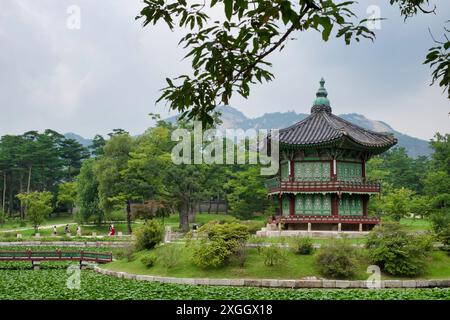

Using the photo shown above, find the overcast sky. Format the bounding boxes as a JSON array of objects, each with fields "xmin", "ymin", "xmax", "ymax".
[{"xmin": 0, "ymin": 0, "xmax": 448, "ymax": 140}]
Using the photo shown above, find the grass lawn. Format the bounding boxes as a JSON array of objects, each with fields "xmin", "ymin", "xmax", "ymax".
[
  {"xmin": 157, "ymin": 212, "xmax": 265, "ymax": 230},
  {"xmin": 106, "ymin": 244, "xmax": 450, "ymax": 281},
  {"xmin": 107, "ymin": 244, "xmax": 362, "ymax": 280},
  {"xmin": 0, "ymin": 214, "xmax": 74, "ymax": 231},
  {"xmin": 399, "ymin": 218, "xmax": 431, "ymax": 231}
]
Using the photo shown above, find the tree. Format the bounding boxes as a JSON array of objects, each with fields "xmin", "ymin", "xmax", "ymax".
[
  {"xmin": 59, "ymin": 138, "xmax": 89, "ymax": 181},
  {"xmin": 424, "ymin": 23, "xmax": 450, "ymax": 99},
  {"xmin": 381, "ymin": 187, "xmax": 415, "ymax": 221},
  {"xmin": 76, "ymin": 159, "xmax": 102, "ymax": 223},
  {"xmin": 57, "ymin": 182, "xmax": 77, "ymax": 214},
  {"xmin": 16, "ymin": 191, "xmax": 53, "ymax": 232},
  {"xmin": 137, "ymin": 0, "xmax": 444, "ymax": 125},
  {"xmin": 95, "ymin": 133, "xmax": 136, "ymax": 233},
  {"xmin": 408, "ymin": 195, "xmax": 432, "ymax": 219},
  {"xmin": 89, "ymin": 134, "xmax": 106, "ymax": 157},
  {"xmin": 226, "ymin": 165, "xmax": 269, "ymax": 219}
]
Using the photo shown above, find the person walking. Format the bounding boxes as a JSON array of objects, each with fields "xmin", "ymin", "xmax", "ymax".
[{"xmin": 110, "ymin": 224, "xmax": 116, "ymax": 236}]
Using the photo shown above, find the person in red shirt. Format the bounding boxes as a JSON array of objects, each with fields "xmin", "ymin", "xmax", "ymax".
[{"xmin": 110, "ymin": 224, "xmax": 116, "ymax": 236}]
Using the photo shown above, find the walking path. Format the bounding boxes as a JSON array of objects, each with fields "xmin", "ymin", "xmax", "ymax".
[{"xmin": 0, "ymin": 223, "xmax": 77, "ymax": 233}]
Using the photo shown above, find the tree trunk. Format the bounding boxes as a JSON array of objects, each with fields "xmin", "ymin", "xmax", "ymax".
[
  {"xmin": 179, "ymin": 201, "xmax": 189, "ymax": 233},
  {"xmin": 19, "ymin": 174, "xmax": 24, "ymax": 219},
  {"xmin": 27, "ymin": 165, "xmax": 32, "ymax": 193},
  {"xmin": 2, "ymin": 172, "xmax": 6, "ymax": 213},
  {"xmin": 8, "ymin": 175, "xmax": 13, "ymax": 215},
  {"xmin": 207, "ymin": 198, "xmax": 212, "ymax": 214},
  {"xmin": 215, "ymin": 192, "xmax": 220, "ymax": 214},
  {"xmin": 126, "ymin": 200, "xmax": 132, "ymax": 234}
]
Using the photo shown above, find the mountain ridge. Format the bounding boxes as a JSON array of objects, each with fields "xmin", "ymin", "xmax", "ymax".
[{"xmin": 164, "ymin": 106, "xmax": 432, "ymax": 158}]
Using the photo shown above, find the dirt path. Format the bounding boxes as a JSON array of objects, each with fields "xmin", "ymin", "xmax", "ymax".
[{"xmin": 0, "ymin": 222, "xmax": 77, "ymax": 233}]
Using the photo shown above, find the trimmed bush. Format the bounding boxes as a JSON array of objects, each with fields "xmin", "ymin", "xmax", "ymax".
[
  {"xmin": 366, "ymin": 222, "xmax": 433, "ymax": 276},
  {"xmin": 199, "ymin": 221, "xmax": 250, "ymax": 245},
  {"xmin": 261, "ymin": 245, "xmax": 287, "ymax": 267},
  {"xmin": 315, "ymin": 240, "xmax": 358, "ymax": 279},
  {"xmin": 292, "ymin": 237, "xmax": 314, "ymax": 255},
  {"xmin": 135, "ymin": 220, "xmax": 164, "ymax": 251},
  {"xmin": 191, "ymin": 238, "xmax": 231, "ymax": 268},
  {"xmin": 140, "ymin": 254, "xmax": 157, "ymax": 268}
]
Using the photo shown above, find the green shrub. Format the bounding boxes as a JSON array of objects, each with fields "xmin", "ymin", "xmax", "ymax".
[
  {"xmin": 191, "ymin": 238, "xmax": 230, "ymax": 268},
  {"xmin": 199, "ymin": 221, "xmax": 250, "ymax": 245},
  {"xmin": 261, "ymin": 245, "xmax": 287, "ymax": 267},
  {"xmin": 19, "ymin": 220, "xmax": 27, "ymax": 227},
  {"xmin": 366, "ymin": 223, "xmax": 433, "ymax": 276},
  {"xmin": 431, "ymin": 212, "xmax": 450, "ymax": 246},
  {"xmin": 115, "ymin": 244, "xmax": 136, "ymax": 262},
  {"xmin": 140, "ymin": 254, "xmax": 157, "ymax": 268},
  {"xmin": 240, "ymin": 220, "xmax": 264, "ymax": 234},
  {"xmin": 292, "ymin": 237, "xmax": 314, "ymax": 255},
  {"xmin": 315, "ymin": 240, "xmax": 358, "ymax": 279},
  {"xmin": 135, "ymin": 220, "xmax": 164, "ymax": 251},
  {"xmin": 0, "ymin": 209, "xmax": 5, "ymax": 225},
  {"xmin": 159, "ymin": 244, "xmax": 182, "ymax": 268}
]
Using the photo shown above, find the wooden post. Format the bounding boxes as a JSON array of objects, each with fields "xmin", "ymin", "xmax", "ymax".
[
  {"xmin": 338, "ymin": 223, "xmax": 342, "ymax": 232},
  {"xmin": 278, "ymin": 195, "xmax": 282, "ymax": 216},
  {"xmin": 362, "ymin": 195, "xmax": 368, "ymax": 216},
  {"xmin": 361, "ymin": 159, "xmax": 366, "ymax": 182},
  {"xmin": 331, "ymin": 158, "xmax": 337, "ymax": 181},
  {"xmin": 289, "ymin": 160, "xmax": 295, "ymax": 181},
  {"xmin": 359, "ymin": 224, "xmax": 363, "ymax": 232},
  {"xmin": 289, "ymin": 194, "xmax": 295, "ymax": 215},
  {"xmin": 331, "ymin": 194, "xmax": 338, "ymax": 216},
  {"xmin": 307, "ymin": 223, "xmax": 312, "ymax": 232}
]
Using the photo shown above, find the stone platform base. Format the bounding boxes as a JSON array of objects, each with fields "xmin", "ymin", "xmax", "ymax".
[{"xmin": 256, "ymin": 229, "xmax": 369, "ymax": 238}]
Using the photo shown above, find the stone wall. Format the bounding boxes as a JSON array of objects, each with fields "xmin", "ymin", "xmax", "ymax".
[{"xmin": 92, "ymin": 266, "xmax": 450, "ymax": 289}]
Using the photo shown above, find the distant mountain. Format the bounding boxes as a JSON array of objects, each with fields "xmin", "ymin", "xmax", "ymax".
[
  {"xmin": 165, "ymin": 106, "xmax": 432, "ymax": 158},
  {"xmin": 64, "ymin": 132, "xmax": 92, "ymax": 148}
]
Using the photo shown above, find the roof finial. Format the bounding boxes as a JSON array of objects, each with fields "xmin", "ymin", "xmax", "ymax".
[{"xmin": 311, "ymin": 77, "xmax": 332, "ymax": 113}]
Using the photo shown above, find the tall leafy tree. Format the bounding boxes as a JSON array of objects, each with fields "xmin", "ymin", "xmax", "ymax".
[
  {"xmin": 16, "ymin": 191, "xmax": 53, "ymax": 232},
  {"xmin": 59, "ymin": 138, "xmax": 90, "ymax": 181},
  {"xmin": 76, "ymin": 159, "xmax": 102, "ymax": 223},
  {"xmin": 57, "ymin": 182, "xmax": 77, "ymax": 214},
  {"xmin": 89, "ymin": 134, "xmax": 106, "ymax": 157}
]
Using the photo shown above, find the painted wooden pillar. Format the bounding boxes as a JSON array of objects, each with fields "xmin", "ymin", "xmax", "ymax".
[
  {"xmin": 361, "ymin": 159, "xmax": 366, "ymax": 182},
  {"xmin": 289, "ymin": 194, "xmax": 295, "ymax": 215},
  {"xmin": 331, "ymin": 194, "xmax": 338, "ymax": 216},
  {"xmin": 289, "ymin": 160, "xmax": 295, "ymax": 181},
  {"xmin": 362, "ymin": 195, "xmax": 368, "ymax": 216},
  {"xmin": 278, "ymin": 194, "xmax": 282, "ymax": 216},
  {"xmin": 331, "ymin": 158, "xmax": 337, "ymax": 181}
]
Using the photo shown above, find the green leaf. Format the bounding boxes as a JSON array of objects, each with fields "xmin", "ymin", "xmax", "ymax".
[{"xmin": 224, "ymin": 0, "xmax": 233, "ymax": 21}]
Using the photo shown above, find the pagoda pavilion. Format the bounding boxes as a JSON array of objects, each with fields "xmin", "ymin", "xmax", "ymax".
[{"xmin": 265, "ymin": 78, "xmax": 397, "ymax": 232}]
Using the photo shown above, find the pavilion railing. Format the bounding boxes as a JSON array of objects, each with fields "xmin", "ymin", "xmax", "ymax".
[
  {"xmin": 275, "ymin": 215, "xmax": 380, "ymax": 224},
  {"xmin": 265, "ymin": 177, "xmax": 380, "ymax": 193}
]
